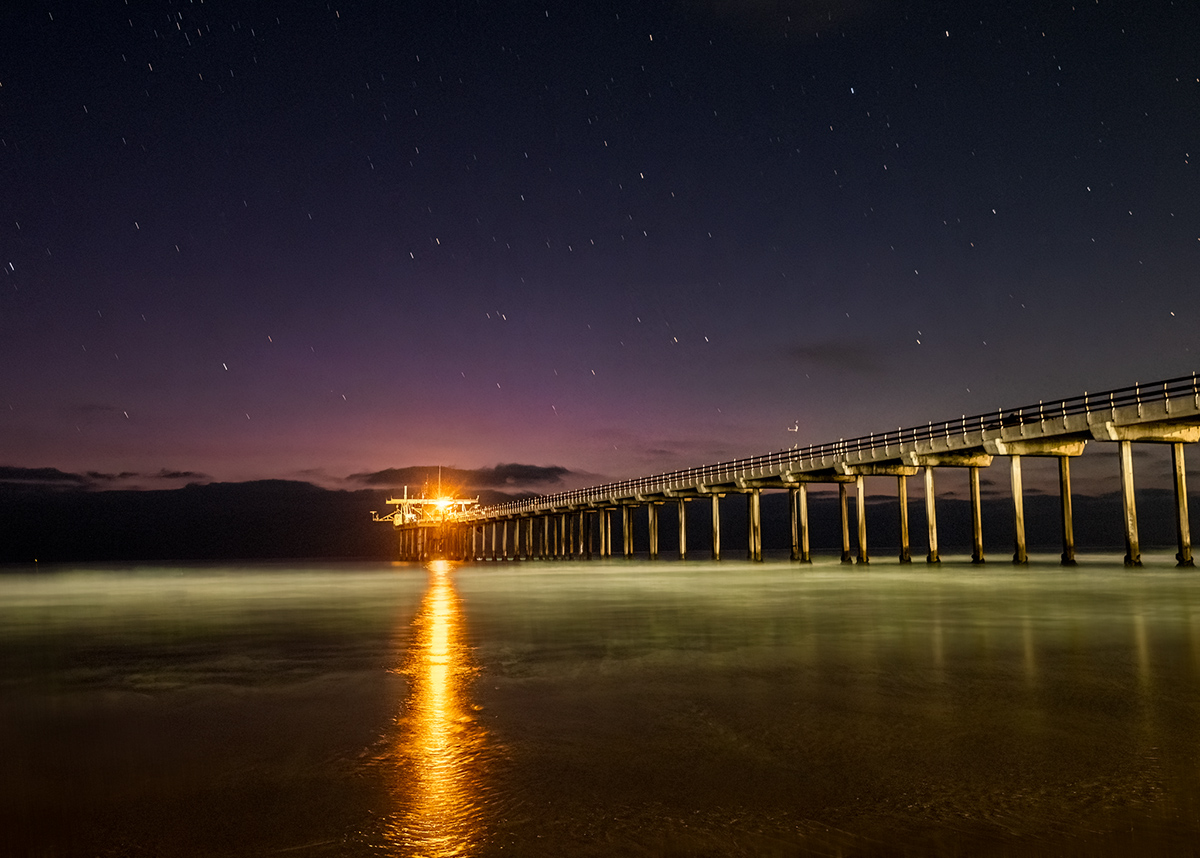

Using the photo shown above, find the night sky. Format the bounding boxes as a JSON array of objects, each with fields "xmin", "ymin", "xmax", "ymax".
[{"xmin": 3, "ymin": 0, "xmax": 1198, "ymax": 493}]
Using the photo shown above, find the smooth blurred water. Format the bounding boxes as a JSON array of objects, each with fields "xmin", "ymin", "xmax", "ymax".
[{"xmin": 3, "ymin": 554, "xmax": 1200, "ymax": 856}]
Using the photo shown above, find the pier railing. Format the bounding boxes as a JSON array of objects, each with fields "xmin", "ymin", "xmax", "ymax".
[{"xmin": 473, "ymin": 373, "xmax": 1200, "ymax": 519}]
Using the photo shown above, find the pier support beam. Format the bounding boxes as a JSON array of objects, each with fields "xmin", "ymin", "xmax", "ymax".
[
  {"xmin": 903, "ymin": 454, "xmax": 993, "ymax": 563},
  {"xmin": 622, "ymin": 505, "xmax": 634, "ymax": 558},
  {"xmin": 839, "ymin": 483, "xmax": 852, "ymax": 563},
  {"xmin": 855, "ymin": 476, "xmax": 868, "ymax": 564},
  {"xmin": 601, "ymin": 509, "xmax": 612, "ymax": 556},
  {"xmin": 790, "ymin": 485, "xmax": 811, "ymax": 563},
  {"xmin": 986, "ymin": 439, "xmax": 1085, "ymax": 566},
  {"xmin": 924, "ymin": 467, "xmax": 939, "ymax": 564},
  {"xmin": 677, "ymin": 499, "xmax": 688, "ymax": 560},
  {"xmin": 585, "ymin": 511, "xmax": 593, "ymax": 559},
  {"xmin": 1010, "ymin": 456, "xmax": 1027, "ymax": 564},
  {"xmin": 1173, "ymin": 443, "xmax": 1194, "ymax": 567},
  {"xmin": 648, "ymin": 503, "xmax": 660, "ymax": 560},
  {"xmin": 711, "ymin": 494, "xmax": 722, "ymax": 560},
  {"xmin": 525, "ymin": 518, "xmax": 534, "ymax": 560},
  {"xmin": 1092, "ymin": 423, "xmax": 1200, "ymax": 567},
  {"xmin": 836, "ymin": 466, "xmax": 918, "ymax": 564},
  {"xmin": 501, "ymin": 519, "xmax": 508, "ymax": 560},
  {"xmin": 970, "ymin": 467, "xmax": 985, "ymax": 564},
  {"xmin": 748, "ymin": 489, "xmax": 762, "ymax": 562},
  {"xmin": 489, "ymin": 522, "xmax": 497, "ymax": 561},
  {"xmin": 1119, "ymin": 440, "xmax": 1142, "ymax": 567},
  {"xmin": 1059, "ymin": 457, "xmax": 1076, "ymax": 566}
]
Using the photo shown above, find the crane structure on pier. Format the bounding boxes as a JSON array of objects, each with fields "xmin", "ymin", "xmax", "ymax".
[{"xmin": 371, "ymin": 486, "xmax": 479, "ymax": 559}]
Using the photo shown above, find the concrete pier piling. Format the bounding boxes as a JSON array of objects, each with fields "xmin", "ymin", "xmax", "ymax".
[
  {"xmin": 677, "ymin": 498, "xmax": 688, "ymax": 561},
  {"xmin": 711, "ymin": 494, "xmax": 722, "ymax": 560},
  {"xmin": 622, "ymin": 505, "xmax": 634, "ymax": 558},
  {"xmin": 855, "ymin": 475, "xmax": 868, "ymax": 564},
  {"xmin": 1010, "ymin": 456, "xmax": 1027, "ymax": 564},
  {"xmin": 748, "ymin": 489, "xmax": 763, "ymax": 562},
  {"xmin": 839, "ymin": 483, "xmax": 852, "ymax": 563},
  {"xmin": 1119, "ymin": 440, "xmax": 1141, "ymax": 567},
  {"xmin": 1173, "ymin": 442, "xmax": 1194, "ymax": 566},
  {"xmin": 970, "ymin": 467, "xmax": 985, "ymax": 565},
  {"xmin": 648, "ymin": 503, "xmax": 660, "ymax": 560},
  {"xmin": 924, "ymin": 466, "xmax": 939, "ymax": 564},
  {"xmin": 1059, "ymin": 457, "xmax": 1076, "ymax": 565},
  {"xmin": 790, "ymin": 485, "xmax": 811, "ymax": 563}
]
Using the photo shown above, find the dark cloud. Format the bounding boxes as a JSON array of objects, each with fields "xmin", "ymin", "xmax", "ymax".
[
  {"xmin": 0, "ymin": 467, "xmax": 208, "ymax": 491},
  {"xmin": 787, "ymin": 342, "xmax": 881, "ymax": 374},
  {"xmin": 155, "ymin": 469, "xmax": 210, "ymax": 481},
  {"xmin": 348, "ymin": 464, "xmax": 571, "ymax": 491},
  {"xmin": 0, "ymin": 466, "xmax": 90, "ymax": 487},
  {"xmin": 472, "ymin": 463, "xmax": 571, "ymax": 487}
]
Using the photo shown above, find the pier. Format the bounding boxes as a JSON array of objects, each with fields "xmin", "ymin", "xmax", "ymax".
[{"xmin": 382, "ymin": 374, "xmax": 1200, "ymax": 567}]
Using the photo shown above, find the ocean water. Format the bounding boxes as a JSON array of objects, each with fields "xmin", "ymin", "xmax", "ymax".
[{"xmin": 3, "ymin": 554, "xmax": 1200, "ymax": 856}]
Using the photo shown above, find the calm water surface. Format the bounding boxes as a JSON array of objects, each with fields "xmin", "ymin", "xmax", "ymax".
[{"xmin": 3, "ymin": 555, "xmax": 1200, "ymax": 856}]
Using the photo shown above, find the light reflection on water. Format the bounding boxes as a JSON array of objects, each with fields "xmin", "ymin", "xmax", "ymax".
[{"xmin": 381, "ymin": 559, "xmax": 489, "ymax": 857}]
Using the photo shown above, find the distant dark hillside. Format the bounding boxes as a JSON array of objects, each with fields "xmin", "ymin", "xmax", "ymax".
[{"xmin": 0, "ymin": 481, "xmax": 401, "ymax": 563}]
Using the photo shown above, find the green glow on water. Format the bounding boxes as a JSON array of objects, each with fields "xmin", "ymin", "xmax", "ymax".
[{"xmin": 3, "ymin": 555, "xmax": 1199, "ymax": 855}]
